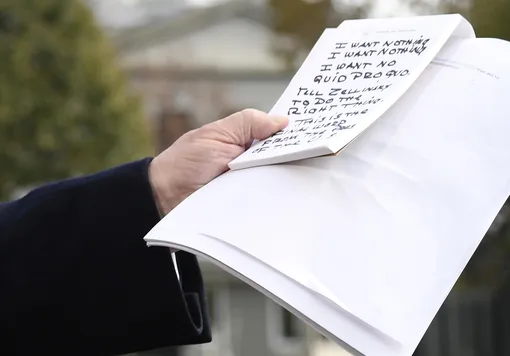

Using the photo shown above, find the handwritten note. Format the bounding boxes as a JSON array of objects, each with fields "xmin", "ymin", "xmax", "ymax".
[
  {"xmin": 258, "ymin": 37, "xmax": 428, "ymax": 152},
  {"xmin": 228, "ymin": 15, "xmax": 467, "ymax": 170}
]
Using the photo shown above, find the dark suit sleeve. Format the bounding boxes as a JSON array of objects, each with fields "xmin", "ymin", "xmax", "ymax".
[{"xmin": 0, "ymin": 158, "xmax": 211, "ymax": 356}]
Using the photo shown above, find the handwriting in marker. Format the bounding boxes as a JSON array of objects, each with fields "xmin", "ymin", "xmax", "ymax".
[{"xmin": 249, "ymin": 33, "xmax": 431, "ymax": 154}]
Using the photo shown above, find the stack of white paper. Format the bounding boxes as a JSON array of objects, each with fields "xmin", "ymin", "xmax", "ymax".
[{"xmin": 144, "ymin": 14, "xmax": 510, "ymax": 356}]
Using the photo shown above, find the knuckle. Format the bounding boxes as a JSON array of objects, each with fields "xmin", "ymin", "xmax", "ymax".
[
  {"xmin": 240, "ymin": 108, "xmax": 260, "ymax": 120},
  {"xmin": 194, "ymin": 122, "xmax": 221, "ymax": 139},
  {"xmin": 183, "ymin": 128, "xmax": 201, "ymax": 140}
]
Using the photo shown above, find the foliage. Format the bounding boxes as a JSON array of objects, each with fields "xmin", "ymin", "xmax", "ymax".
[
  {"xmin": 467, "ymin": 0, "xmax": 510, "ymax": 40},
  {"xmin": 410, "ymin": 0, "xmax": 510, "ymax": 40},
  {"xmin": 267, "ymin": 0, "xmax": 371, "ymax": 69},
  {"xmin": 0, "ymin": 0, "xmax": 152, "ymax": 200}
]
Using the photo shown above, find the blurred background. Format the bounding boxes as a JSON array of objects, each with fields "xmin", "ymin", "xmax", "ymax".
[{"xmin": 1, "ymin": 0, "xmax": 510, "ymax": 355}]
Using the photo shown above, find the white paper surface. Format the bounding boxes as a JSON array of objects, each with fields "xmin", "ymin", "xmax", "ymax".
[
  {"xmin": 228, "ymin": 14, "xmax": 474, "ymax": 170},
  {"xmin": 146, "ymin": 234, "xmax": 400, "ymax": 356},
  {"xmin": 145, "ymin": 37, "xmax": 510, "ymax": 356}
]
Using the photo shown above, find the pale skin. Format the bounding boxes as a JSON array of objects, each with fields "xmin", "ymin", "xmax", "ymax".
[{"xmin": 148, "ymin": 109, "xmax": 289, "ymax": 216}]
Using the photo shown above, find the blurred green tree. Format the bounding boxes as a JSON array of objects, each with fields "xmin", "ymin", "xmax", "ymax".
[
  {"xmin": 467, "ymin": 0, "xmax": 510, "ymax": 40},
  {"xmin": 0, "ymin": 0, "xmax": 152, "ymax": 200},
  {"xmin": 267, "ymin": 0, "xmax": 371, "ymax": 69},
  {"xmin": 410, "ymin": 0, "xmax": 510, "ymax": 40}
]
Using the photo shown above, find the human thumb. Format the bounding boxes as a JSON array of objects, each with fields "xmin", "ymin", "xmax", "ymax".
[{"xmin": 217, "ymin": 109, "xmax": 288, "ymax": 147}]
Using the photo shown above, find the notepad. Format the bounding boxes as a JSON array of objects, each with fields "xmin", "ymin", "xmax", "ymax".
[
  {"xmin": 227, "ymin": 14, "xmax": 474, "ymax": 170},
  {"xmin": 144, "ymin": 14, "xmax": 510, "ymax": 356}
]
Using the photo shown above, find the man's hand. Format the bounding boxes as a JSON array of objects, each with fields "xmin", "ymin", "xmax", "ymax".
[{"xmin": 148, "ymin": 109, "xmax": 288, "ymax": 216}]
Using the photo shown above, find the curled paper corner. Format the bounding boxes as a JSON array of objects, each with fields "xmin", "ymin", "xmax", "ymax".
[{"xmin": 287, "ymin": 269, "xmax": 402, "ymax": 348}]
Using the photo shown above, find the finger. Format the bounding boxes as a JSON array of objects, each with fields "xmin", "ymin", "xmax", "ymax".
[{"xmin": 218, "ymin": 109, "xmax": 288, "ymax": 147}]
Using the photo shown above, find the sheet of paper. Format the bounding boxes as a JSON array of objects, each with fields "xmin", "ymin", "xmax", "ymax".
[
  {"xmin": 228, "ymin": 14, "xmax": 474, "ymax": 170},
  {"xmin": 145, "ymin": 37, "xmax": 510, "ymax": 356},
  {"xmin": 145, "ymin": 233, "xmax": 400, "ymax": 356}
]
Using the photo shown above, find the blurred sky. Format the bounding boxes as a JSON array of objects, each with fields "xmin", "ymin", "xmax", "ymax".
[
  {"xmin": 186, "ymin": 0, "xmax": 413, "ymax": 15},
  {"xmin": 90, "ymin": 0, "xmax": 414, "ymax": 28}
]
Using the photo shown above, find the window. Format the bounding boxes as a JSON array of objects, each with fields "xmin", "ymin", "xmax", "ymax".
[
  {"xmin": 281, "ymin": 307, "xmax": 301, "ymax": 339},
  {"xmin": 205, "ymin": 287, "xmax": 216, "ymax": 328},
  {"xmin": 266, "ymin": 299, "xmax": 304, "ymax": 354}
]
